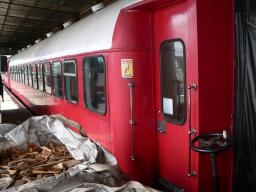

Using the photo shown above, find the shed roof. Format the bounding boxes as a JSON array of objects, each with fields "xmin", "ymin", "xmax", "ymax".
[
  {"xmin": 9, "ymin": 0, "xmax": 141, "ymax": 66},
  {"xmin": 0, "ymin": 0, "xmax": 120, "ymax": 55}
]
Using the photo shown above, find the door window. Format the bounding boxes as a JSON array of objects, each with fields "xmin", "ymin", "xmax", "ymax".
[{"xmin": 161, "ymin": 40, "xmax": 186, "ymax": 124}]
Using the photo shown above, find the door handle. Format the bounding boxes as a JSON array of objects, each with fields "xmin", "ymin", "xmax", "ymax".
[
  {"xmin": 187, "ymin": 83, "xmax": 197, "ymax": 177},
  {"xmin": 128, "ymin": 80, "xmax": 135, "ymax": 161}
]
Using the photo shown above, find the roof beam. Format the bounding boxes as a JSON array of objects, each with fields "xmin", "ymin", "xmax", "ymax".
[
  {"xmin": 0, "ymin": 47, "xmax": 19, "ymax": 55},
  {"xmin": 0, "ymin": 13, "xmax": 63, "ymax": 24},
  {"xmin": 0, "ymin": 0, "xmax": 77, "ymax": 14},
  {"xmin": 0, "ymin": 28, "xmax": 42, "ymax": 34},
  {"xmin": 0, "ymin": 22, "xmax": 34, "ymax": 28},
  {"xmin": 0, "ymin": 42, "xmax": 23, "ymax": 47},
  {"xmin": 0, "ymin": 0, "xmax": 12, "ymax": 36},
  {"xmin": 0, "ymin": 23, "xmax": 54, "ymax": 31},
  {"xmin": 28, "ymin": 0, "xmax": 72, "ymax": 37},
  {"xmin": 6, "ymin": 0, "xmax": 44, "ymax": 45}
]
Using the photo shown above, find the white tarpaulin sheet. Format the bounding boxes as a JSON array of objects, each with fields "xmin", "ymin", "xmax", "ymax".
[{"xmin": 0, "ymin": 116, "xmax": 158, "ymax": 192}]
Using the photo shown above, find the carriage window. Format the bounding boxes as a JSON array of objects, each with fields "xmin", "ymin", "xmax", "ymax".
[
  {"xmin": 11, "ymin": 67, "xmax": 13, "ymax": 80},
  {"xmin": 31, "ymin": 64, "xmax": 38, "ymax": 89},
  {"xmin": 13, "ymin": 67, "xmax": 15, "ymax": 80},
  {"xmin": 17, "ymin": 66, "xmax": 20, "ymax": 82},
  {"xmin": 52, "ymin": 61, "xmax": 63, "ymax": 98},
  {"xmin": 44, "ymin": 63, "xmax": 52, "ymax": 94},
  {"xmin": 83, "ymin": 56, "xmax": 106, "ymax": 114},
  {"xmin": 14, "ymin": 67, "xmax": 16, "ymax": 81},
  {"xmin": 15, "ymin": 66, "xmax": 19, "ymax": 81},
  {"xmin": 21, "ymin": 66, "xmax": 23, "ymax": 83},
  {"xmin": 24, "ymin": 66, "xmax": 28, "ymax": 85},
  {"xmin": 17, "ymin": 66, "xmax": 19, "ymax": 82},
  {"xmin": 17, "ymin": 66, "xmax": 19, "ymax": 81},
  {"xmin": 15, "ymin": 67, "xmax": 18, "ymax": 81},
  {"xmin": 22, "ymin": 66, "xmax": 25, "ymax": 84},
  {"xmin": 15, "ymin": 67, "xmax": 17, "ymax": 81},
  {"xmin": 24, "ymin": 66, "xmax": 26, "ymax": 83},
  {"xmin": 38, "ymin": 64, "xmax": 44, "ymax": 91},
  {"xmin": 161, "ymin": 40, "xmax": 186, "ymax": 124},
  {"xmin": 28, "ymin": 65, "xmax": 32, "ymax": 87},
  {"xmin": 64, "ymin": 60, "xmax": 78, "ymax": 103},
  {"xmin": 26, "ymin": 65, "xmax": 30, "ymax": 85},
  {"xmin": 19, "ymin": 66, "xmax": 21, "ymax": 82},
  {"xmin": 20, "ymin": 66, "xmax": 22, "ymax": 82}
]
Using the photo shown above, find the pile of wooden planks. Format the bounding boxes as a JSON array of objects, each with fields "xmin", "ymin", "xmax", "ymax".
[{"xmin": 0, "ymin": 143, "xmax": 81, "ymax": 187}]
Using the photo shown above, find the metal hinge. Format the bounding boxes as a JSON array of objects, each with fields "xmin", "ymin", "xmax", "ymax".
[{"xmin": 157, "ymin": 120, "xmax": 166, "ymax": 134}]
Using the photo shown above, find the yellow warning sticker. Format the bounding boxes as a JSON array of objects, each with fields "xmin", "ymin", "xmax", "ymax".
[{"xmin": 121, "ymin": 59, "xmax": 134, "ymax": 79}]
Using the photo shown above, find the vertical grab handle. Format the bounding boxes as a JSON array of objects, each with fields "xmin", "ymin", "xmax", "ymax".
[
  {"xmin": 128, "ymin": 80, "xmax": 135, "ymax": 161},
  {"xmin": 188, "ymin": 83, "xmax": 197, "ymax": 177}
]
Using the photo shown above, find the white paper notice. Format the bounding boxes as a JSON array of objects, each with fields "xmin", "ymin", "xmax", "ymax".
[{"xmin": 163, "ymin": 97, "xmax": 173, "ymax": 115}]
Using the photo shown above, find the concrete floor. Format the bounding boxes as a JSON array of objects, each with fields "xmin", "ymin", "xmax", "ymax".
[{"xmin": 0, "ymin": 87, "xmax": 32, "ymax": 125}]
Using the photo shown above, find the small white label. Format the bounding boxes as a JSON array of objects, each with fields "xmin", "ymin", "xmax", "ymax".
[{"xmin": 163, "ymin": 97, "xmax": 173, "ymax": 115}]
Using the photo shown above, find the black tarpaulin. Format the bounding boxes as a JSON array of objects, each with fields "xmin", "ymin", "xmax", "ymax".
[{"xmin": 234, "ymin": 0, "xmax": 256, "ymax": 191}]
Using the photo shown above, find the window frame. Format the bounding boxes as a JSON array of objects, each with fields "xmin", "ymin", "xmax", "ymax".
[
  {"xmin": 25, "ymin": 65, "xmax": 30, "ymax": 86},
  {"xmin": 51, "ymin": 60, "xmax": 63, "ymax": 99},
  {"xmin": 28, "ymin": 65, "xmax": 33, "ymax": 87},
  {"xmin": 14, "ymin": 66, "xmax": 17, "ymax": 81},
  {"xmin": 31, "ymin": 64, "xmax": 38, "ymax": 89},
  {"xmin": 82, "ymin": 55, "xmax": 107, "ymax": 115},
  {"xmin": 16, "ymin": 66, "xmax": 18, "ymax": 81},
  {"xmin": 10, "ymin": 67, "xmax": 13, "ymax": 80},
  {"xmin": 18, "ymin": 66, "xmax": 21, "ymax": 82},
  {"xmin": 24, "ymin": 65, "xmax": 27, "ymax": 85},
  {"xmin": 22, "ymin": 65, "xmax": 25, "ymax": 84},
  {"xmin": 37, "ymin": 63, "xmax": 45, "ymax": 92},
  {"xmin": 63, "ymin": 59, "xmax": 78, "ymax": 104},
  {"xmin": 43, "ymin": 62, "xmax": 52, "ymax": 95},
  {"xmin": 160, "ymin": 39, "xmax": 187, "ymax": 125},
  {"xmin": 19, "ymin": 65, "xmax": 22, "ymax": 83}
]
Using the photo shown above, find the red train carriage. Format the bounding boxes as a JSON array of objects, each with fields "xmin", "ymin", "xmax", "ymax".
[{"xmin": 3, "ymin": 0, "xmax": 234, "ymax": 191}]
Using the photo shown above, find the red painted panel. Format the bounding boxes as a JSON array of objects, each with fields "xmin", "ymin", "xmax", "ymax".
[
  {"xmin": 196, "ymin": 0, "xmax": 234, "ymax": 191},
  {"xmin": 153, "ymin": 1, "xmax": 199, "ymax": 191},
  {"xmin": 108, "ymin": 50, "xmax": 156, "ymax": 185},
  {"xmin": 113, "ymin": 10, "xmax": 152, "ymax": 50},
  {"xmin": 4, "ymin": 1, "xmax": 234, "ymax": 191}
]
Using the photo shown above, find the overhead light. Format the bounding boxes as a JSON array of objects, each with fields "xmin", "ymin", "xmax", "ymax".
[
  {"xmin": 91, "ymin": 3, "xmax": 104, "ymax": 13},
  {"xmin": 22, "ymin": 48, "xmax": 26, "ymax": 51},
  {"xmin": 35, "ymin": 39, "xmax": 41, "ymax": 43},
  {"xmin": 27, "ymin": 44, "xmax": 32, "ymax": 48},
  {"xmin": 46, "ymin": 32, "xmax": 53, "ymax": 37},
  {"xmin": 63, "ymin": 20, "xmax": 73, "ymax": 28}
]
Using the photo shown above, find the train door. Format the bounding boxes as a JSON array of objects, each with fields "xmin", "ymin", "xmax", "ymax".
[{"xmin": 153, "ymin": 1, "xmax": 198, "ymax": 191}]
